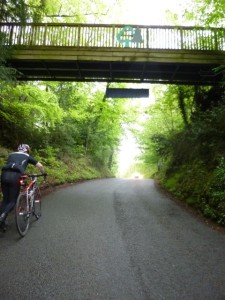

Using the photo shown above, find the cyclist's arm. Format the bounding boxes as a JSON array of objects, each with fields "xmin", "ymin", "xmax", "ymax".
[{"xmin": 36, "ymin": 162, "xmax": 45, "ymax": 174}]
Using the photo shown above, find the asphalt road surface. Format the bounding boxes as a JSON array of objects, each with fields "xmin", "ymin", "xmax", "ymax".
[{"xmin": 1, "ymin": 178, "xmax": 225, "ymax": 300}]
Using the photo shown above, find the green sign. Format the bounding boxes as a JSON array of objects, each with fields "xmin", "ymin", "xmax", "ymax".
[{"xmin": 116, "ymin": 26, "xmax": 143, "ymax": 47}]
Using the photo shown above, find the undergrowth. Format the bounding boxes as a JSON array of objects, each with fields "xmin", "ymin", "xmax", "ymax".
[{"xmin": 0, "ymin": 145, "xmax": 114, "ymax": 200}]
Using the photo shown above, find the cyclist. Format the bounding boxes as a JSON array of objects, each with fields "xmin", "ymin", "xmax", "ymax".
[{"xmin": 0, "ymin": 144, "xmax": 45, "ymax": 230}]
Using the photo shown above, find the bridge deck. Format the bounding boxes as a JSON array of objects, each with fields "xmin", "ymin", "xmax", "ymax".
[
  {"xmin": 2, "ymin": 23, "xmax": 225, "ymax": 84},
  {"xmin": 8, "ymin": 47, "xmax": 225, "ymax": 84}
]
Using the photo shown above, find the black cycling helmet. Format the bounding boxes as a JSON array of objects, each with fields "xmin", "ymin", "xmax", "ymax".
[{"xmin": 18, "ymin": 144, "xmax": 30, "ymax": 153}]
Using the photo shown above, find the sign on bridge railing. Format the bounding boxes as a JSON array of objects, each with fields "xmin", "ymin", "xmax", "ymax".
[{"xmin": 0, "ymin": 23, "xmax": 225, "ymax": 51}]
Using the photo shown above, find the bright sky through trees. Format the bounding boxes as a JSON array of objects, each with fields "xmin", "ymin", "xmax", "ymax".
[
  {"xmin": 119, "ymin": 0, "xmax": 189, "ymax": 25},
  {"xmin": 118, "ymin": 89, "xmax": 154, "ymax": 177},
  {"xmin": 117, "ymin": 0, "xmax": 190, "ymax": 177}
]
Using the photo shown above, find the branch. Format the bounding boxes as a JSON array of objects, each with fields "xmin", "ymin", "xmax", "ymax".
[{"xmin": 45, "ymin": 12, "xmax": 108, "ymax": 17}]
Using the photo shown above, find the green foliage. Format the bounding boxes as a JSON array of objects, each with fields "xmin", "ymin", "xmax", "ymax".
[
  {"xmin": 45, "ymin": 82, "xmax": 132, "ymax": 170},
  {"xmin": 0, "ymin": 78, "xmax": 136, "ymax": 186},
  {"xmin": 0, "ymin": 83, "xmax": 64, "ymax": 149},
  {"xmin": 169, "ymin": 99, "xmax": 225, "ymax": 225},
  {"xmin": 0, "ymin": 0, "xmax": 121, "ymax": 24},
  {"xmin": 139, "ymin": 83, "xmax": 225, "ymax": 226},
  {"xmin": 0, "ymin": 32, "xmax": 18, "ymax": 83},
  {"xmin": 162, "ymin": 171, "xmax": 183, "ymax": 195},
  {"xmin": 0, "ymin": 0, "xmax": 44, "ymax": 22},
  {"xmin": 205, "ymin": 157, "xmax": 225, "ymax": 224},
  {"xmin": 184, "ymin": 0, "xmax": 225, "ymax": 27},
  {"xmin": 137, "ymin": 85, "xmax": 195, "ymax": 174}
]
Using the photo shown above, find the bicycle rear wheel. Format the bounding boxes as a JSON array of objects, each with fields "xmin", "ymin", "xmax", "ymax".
[
  {"xmin": 33, "ymin": 187, "xmax": 42, "ymax": 219},
  {"xmin": 15, "ymin": 193, "xmax": 30, "ymax": 237}
]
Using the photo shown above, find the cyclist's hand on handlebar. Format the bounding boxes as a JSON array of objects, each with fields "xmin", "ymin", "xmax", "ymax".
[{"xmin": 42, "ymin": 173, "xmax": 47, "ymax": 183}]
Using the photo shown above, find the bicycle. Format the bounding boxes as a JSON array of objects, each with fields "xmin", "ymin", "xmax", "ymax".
[{"xmin": 15, "ymin": 173, "xmax": 47, "ymax": 237}]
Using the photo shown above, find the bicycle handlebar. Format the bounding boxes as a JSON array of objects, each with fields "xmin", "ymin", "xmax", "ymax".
[
  {"xmin": 21, "ymin": 173, "xmax": 48, "ymax": 180},
  {"xmin": 19, "ymin": 173, "xmax": 48, "ymax": 187},
  {"xmin": 31, "ymin": 173, "xmax": 48, "ymax": 178}
]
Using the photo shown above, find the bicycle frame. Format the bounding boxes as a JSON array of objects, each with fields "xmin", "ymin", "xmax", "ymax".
[
  {"xmin": 20, "ymin": 175, "xmax": 37, "ymax": 213},
  {"xmin": 15, "ymin": 174, "xmax": 46, "ymax": 237}
]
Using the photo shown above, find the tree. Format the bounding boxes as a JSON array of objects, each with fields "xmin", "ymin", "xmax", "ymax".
[
  {"xmin": 43, "ymin": 81, "xmax": 138, "ymax": 171},
  {"xmin": 0, "ymin": 82, "xmax": 64, "ymax": 149},
  {"xmin": 0, "ymin": 0, "xmax": 45, "ymax": 22},
  {"xmin": 184, "ymin": 0, "xmax": 225, "ymax": 27},
  {"xmin": 137, "ymin": 85, "xmax": 196, "ymax": 173}
]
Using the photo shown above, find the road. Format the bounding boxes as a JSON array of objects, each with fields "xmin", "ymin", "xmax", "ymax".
[{"xmin": 1, "ymin": 178, "xmax": 225, "ymax": 300}]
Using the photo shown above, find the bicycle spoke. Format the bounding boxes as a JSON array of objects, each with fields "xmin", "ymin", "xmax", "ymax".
[
  {"xmin": 15, "ymin": 193, "xmax": 30, "ymax": 237},
  {"xmin": 33, "ymin": 187, "xmax": 42, "ymax": 219}
]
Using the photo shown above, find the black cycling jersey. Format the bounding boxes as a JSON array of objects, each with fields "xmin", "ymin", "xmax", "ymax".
[{"xmin": 4, "ymin": 152, "xmax": 38, "ymax": 174}]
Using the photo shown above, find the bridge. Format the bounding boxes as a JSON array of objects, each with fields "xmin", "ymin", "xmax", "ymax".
[{"xmin": 1, "ymin": 23, "xmax": 225, "ymax": 85}]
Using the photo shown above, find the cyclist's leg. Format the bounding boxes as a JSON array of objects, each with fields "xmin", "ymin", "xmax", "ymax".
[
  {"xmin": 0, "ymin": 173, "xmax": 10, "ymax": 225},
  {"xmin": 0, "ymin": 172, "xmax": 20, "ymax": 227},
  {"xmin": 0, "ymin": 179, "xmax": 9, "ymax": 231},
  {"xmin": 5, "ymin": 184, "xmax": 20, "ymax": 213},
  {"xmin": 0, "ymin": 172, "xmax": 9, "ymax": 214}
]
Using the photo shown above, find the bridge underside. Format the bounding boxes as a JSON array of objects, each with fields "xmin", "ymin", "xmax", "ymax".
[
  {"xmin": 8, "ymin": 59, "xmax": 223, "ymax": 85},
  {"xmin": 7, "ymin": 47, "xmax": 225, "ymax": 85}
]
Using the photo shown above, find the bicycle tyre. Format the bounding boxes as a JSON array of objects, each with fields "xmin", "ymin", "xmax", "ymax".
[
  {"xmin": 15, "ymin": 193, "xmax": 30, "ymax": 237},
  {"xmin": 33, "ymin": 187, "xmax": 42, "ymax": 219}
]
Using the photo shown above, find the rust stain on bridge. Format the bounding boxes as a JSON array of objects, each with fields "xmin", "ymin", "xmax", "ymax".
[{"xmin": 2, "ymin": 23, "xmax": 225, "ymax": 84}]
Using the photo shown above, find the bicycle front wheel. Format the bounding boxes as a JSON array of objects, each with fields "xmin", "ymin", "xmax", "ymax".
[
  {"xmin": 33, "ymin": 187, "xmax": 42, "ymax": 219},
  {"xmin": 15, "ymin": 193, "xmax": 30, "ymax": 237}
]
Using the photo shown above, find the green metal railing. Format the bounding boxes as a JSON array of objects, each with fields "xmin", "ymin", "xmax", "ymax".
[{"xmin": 0, "ymin": 23, "xmax": 224, "ymax": 51}]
